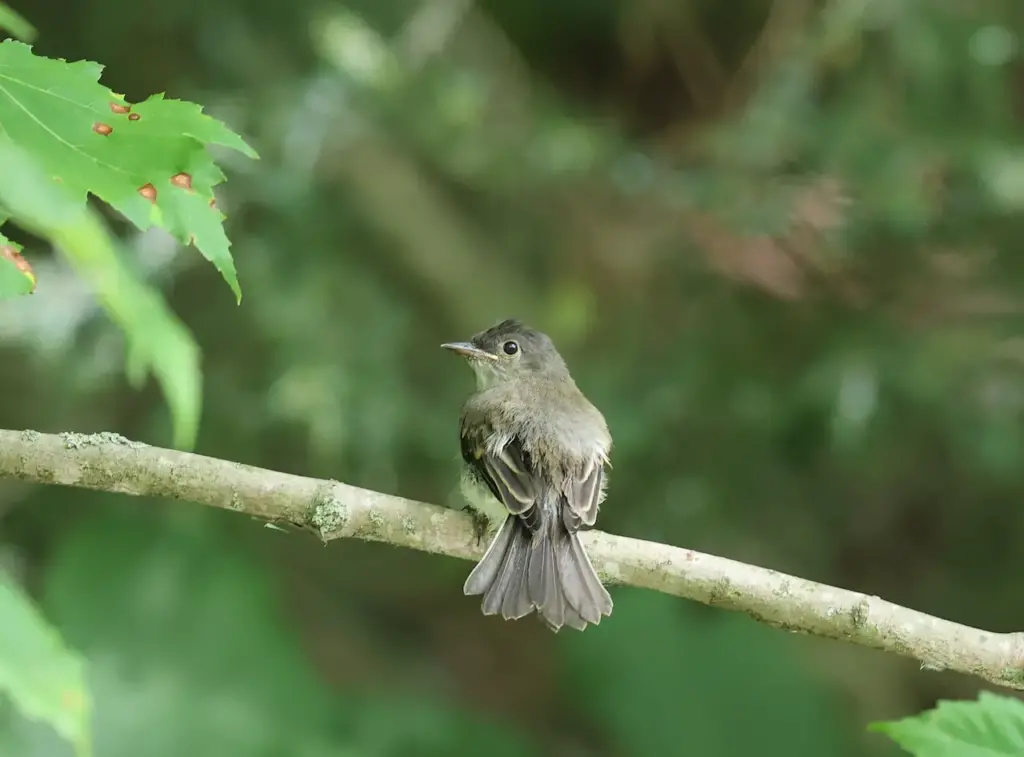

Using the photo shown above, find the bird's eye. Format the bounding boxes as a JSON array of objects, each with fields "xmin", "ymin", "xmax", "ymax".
[{"xmin": 502, "ymin": 340, "xmax": 519, "ymax": 355}]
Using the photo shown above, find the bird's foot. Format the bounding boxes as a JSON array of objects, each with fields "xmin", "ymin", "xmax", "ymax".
[{"xmin": 463, "ymin": 506, "xmax": 491, "ymax": 548}]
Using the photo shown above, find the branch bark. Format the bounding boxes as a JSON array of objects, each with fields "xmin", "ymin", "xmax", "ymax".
[{"xmin": 3, "ymin": 428, "xmax": 1023, "ymax": 689}]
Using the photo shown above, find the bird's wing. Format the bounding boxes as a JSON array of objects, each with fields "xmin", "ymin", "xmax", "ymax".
[
  {"xmin": 460, "ymin": 409, "xmax": 542, "ymax": 531},
  {"xmin": 561, "ymin": 456, "xmax": 605, "ymax": 531}
]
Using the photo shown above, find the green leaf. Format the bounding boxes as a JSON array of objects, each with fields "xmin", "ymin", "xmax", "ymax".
[
  {"xmin": 871, "ymin": 692, "xmax": 1024, "ymax": 756},
  {"xmin": 0, "ymin": 40, "xmax": 257, "ymax": 302},
  {"xmin": 0, "ymin": 255, "xmax": 32, "ymax": 297},
  {"xmin": 0, "ymin": 573, "xmax": 89, "ymax": 756},
  {"xmin": 0, "ymin": 3, "xmax": 35, "ymax": 42},
  {"xmin": 0, "ymin": 233, "xmax": 33, "ymax": 298},
  {"xmin": 0, "ymin": 142, "xmax": 201, "ymax": 449}
]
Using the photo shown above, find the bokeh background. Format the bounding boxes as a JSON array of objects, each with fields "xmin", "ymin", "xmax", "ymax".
[{"xmin": 3, "ymin": 0, "xmax": 1024, "ymax": 754}]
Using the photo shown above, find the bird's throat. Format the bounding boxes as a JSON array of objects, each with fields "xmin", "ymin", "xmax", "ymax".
[{"xmin": 471, "ymin": 362, "xmax": 502, "ymax": 391}]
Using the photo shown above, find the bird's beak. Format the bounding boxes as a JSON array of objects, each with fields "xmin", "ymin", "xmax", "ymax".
[{"xmin": 441, "ymin": 342, "xmax": 497, "ymax": 361}]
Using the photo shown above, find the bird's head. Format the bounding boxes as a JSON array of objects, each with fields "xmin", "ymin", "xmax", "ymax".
[{"xmin": 442, "ymin": 319, "xmax": 569, "ymax": 389}]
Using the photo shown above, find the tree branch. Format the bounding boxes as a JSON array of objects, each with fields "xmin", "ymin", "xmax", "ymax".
[{"xmin": 3, "ymin": 428, "xmax": 1023, "ymax": 689}]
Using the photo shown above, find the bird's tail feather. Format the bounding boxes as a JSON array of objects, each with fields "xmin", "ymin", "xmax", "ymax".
[
  {"xmin": 464, "ymin": 514, "xmax": 613, "ymax": 631},
  {"xmin": 464, "ymin": 515, "xmax": 533, "ymax": 619},
  {"xmin": 553, "ymin": 525, "xmax": 613, "ymax": 628}
]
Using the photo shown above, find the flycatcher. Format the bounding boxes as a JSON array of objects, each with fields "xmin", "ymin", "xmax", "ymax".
[{"xmin": 442, "ymin": 319, "xmax": 613, "ymax": 631}]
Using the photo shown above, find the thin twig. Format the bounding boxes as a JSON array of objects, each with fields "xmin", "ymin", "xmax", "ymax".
[{"xmin": 2, "ymin": 428, "xmax": 1024, "ymax": 689}]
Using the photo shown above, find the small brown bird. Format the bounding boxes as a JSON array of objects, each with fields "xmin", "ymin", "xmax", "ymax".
[{"xmin": 442, "ymin": 319, "xmax": 613, "ymax": 631}]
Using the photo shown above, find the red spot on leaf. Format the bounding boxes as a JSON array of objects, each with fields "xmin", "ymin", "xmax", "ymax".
[
  {"xmin": 92, "ymin": 122, "xmax": 113, "ymax": 136},
  {"xmin": 128, "ymin": 113, "xmax": 140, "ymax": 121},
  {"xmin": 209, "ymin": 197, "xmax": 217, "ymax": 210},
  {"xmin": 1, "ymin": 245, "xmax": 36, "ymax": 292},
  {"xmin": 109, "ymin": 102, "xmax": 131, "ymax": 114},
  {"xmin": 170, "ymin": 172, "xmax": 193, "ymax": 190},
  {"xmin": 138, "ymin": 183, "xmax": 157, "ymax": 203}
]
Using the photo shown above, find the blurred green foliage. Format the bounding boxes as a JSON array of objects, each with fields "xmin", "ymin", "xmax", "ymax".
[
  {"xmin": 0, "ymin": 570, "xmax": 87, "ymax": 756},
  {"xmin": 0, "ymin": 2, "xmax": 34, "ymax": 41},
  {"xmin": 3, "ymin": 0, "xmax": 1024, "ymax": 755}
]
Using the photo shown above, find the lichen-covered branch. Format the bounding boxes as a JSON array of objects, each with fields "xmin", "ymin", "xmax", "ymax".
[{"xmin": 2, "ymin": 428, "xmax": 1023, "ymax": 689}]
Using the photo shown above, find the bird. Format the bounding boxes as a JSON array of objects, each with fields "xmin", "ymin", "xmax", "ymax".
[{"xmin": 441, "ymin": 318, "xmax": 613, "ymax": 631}]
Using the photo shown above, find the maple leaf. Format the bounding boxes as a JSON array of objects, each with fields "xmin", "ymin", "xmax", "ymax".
[
  {"xmin": 0, "ymin": 40, "xmax": 257, "ymax": 301},
  {"xmin": 0, "ymin": 232, "xmax": 34, "ymax": 297},
  {"xmin": 0, "ymin": 141, "xmax": 202, "ymax": 450},
  {"xmin": 872, "ymin": 692, "xmax": 1024, "ymax": 756}
]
